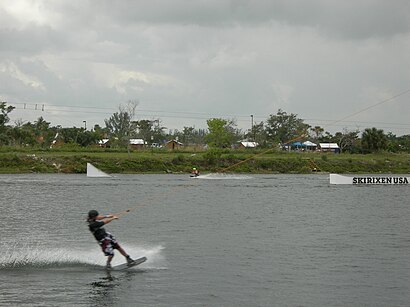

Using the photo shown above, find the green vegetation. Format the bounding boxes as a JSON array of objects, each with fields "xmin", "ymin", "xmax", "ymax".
[
  {"xmin": 0, "ymin": 147, "xmax": 408, "ymax": 174},
  {"xmin": 2, "ymin": 101, "xmax": 409, "ymax": 154},
  {"xmin": 1, "ymin": 101, "xmax": 409, "ymax": 175}
]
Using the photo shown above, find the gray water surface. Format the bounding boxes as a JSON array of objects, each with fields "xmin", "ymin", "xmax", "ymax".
[{"xmin": 1, "ymin": 173, "xmax": 409, "ymax": 306}]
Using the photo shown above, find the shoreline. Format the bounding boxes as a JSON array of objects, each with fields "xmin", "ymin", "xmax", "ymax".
[{"xmin": 0, "ymin": 150, "xmax": 409, "ymax": 174}]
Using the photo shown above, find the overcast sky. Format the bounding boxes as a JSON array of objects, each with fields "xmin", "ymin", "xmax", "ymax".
[{"xmin": 1, "ymin": 0, "xmax": 409, "ymax": 135}]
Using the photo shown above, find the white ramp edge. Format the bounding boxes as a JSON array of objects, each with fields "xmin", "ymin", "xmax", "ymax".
[{"xmin": 86, "ymin": 163, "xmax": 111, "ymax": 177}]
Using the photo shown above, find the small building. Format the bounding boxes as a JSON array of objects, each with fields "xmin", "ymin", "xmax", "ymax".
[
  {"xmin": 292, "ymin": 141, "xmax": 304, "ymax": 150},
  {"xmin": 98, "ymin": 139, "xmax": 110, "ymax": 148},
  {"xmin": 129, "ymin": 138, "xmax": 146, "ymax": 149},
  {"xmin": 319, "ymin": 143, "xmax": 340, "ymax": 153},
  {"xmin": 166, "ymin": 139, "xmax": 183, "ymax": 150},
  {"xmin": 303, "ymin": 141, "xmax": 317, "ymax": 151},
  {"xmin": 239, "ymin": 141, "xmax": 258, "ymax": 149},
  {"xmin": 282, "ymin": 141, "xmax": 305, "ymax": 151}
]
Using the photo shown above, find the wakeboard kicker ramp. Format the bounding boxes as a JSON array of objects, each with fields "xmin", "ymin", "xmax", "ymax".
[{"xmin": 86, "ymin": 163, "xmax": 111, "ymax": 178}]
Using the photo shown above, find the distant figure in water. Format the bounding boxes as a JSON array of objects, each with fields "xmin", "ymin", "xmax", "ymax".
[
  {"xmin": 191, "ymin": 167, "xmax": 199, "ymax": 177},
  {"xmin": 87, "ymin": 210, "xmax": 134, "ymax": 269}
]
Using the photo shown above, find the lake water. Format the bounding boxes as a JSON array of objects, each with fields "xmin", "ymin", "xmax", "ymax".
[{"xmin": 1, "ymin": 173, "xmax": 410, "ymax": 306}]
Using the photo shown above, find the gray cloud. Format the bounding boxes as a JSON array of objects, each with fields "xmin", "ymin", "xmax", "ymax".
[
  {"xmin": 1, "ymin": 0, "xmax": 409, "ymax": 135},
  {"xmin": 89, "ymin": 0, "xmax": 410, "ymax": 39}
]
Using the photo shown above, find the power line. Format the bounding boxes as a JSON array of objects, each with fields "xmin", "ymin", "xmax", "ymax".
[
  {"xmin": 12, "ymin": 105, "xmax": 409, "ymax": 130},
  {"xmin": 303, "ymin": 118, "xmax": 410, "ymax": 127},
  {"xmin": 325, "ymin": 88, "xmax": 410, "ymax": 129},
  {"xmin": 11, "ymin": 102, "xmax": 248, "ymax": 118},
  {"xmin": 11, "ymin": 103, "xmax": 410, "ymax": 125},
  {"xmin": 8, "ymin": 88, "xmax": 410, "ymax": 133}
]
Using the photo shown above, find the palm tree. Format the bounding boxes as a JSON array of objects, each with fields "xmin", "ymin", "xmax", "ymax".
[
  {"xmin": 361, "ymin": 127, "xmax": 387, "ymax": 153},
  {"xmin": 310, "ymin": 126, "xmax": 324, "ymax": 140}
]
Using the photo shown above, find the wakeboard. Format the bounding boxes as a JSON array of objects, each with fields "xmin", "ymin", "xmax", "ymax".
[{"xmin": 110, "ymin": 256, "xmax": 147, "ymax": 271}]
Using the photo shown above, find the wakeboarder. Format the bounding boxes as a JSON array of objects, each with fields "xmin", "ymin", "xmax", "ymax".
[{"xmin": 87, "ymin": 210, "xmax": 135, "ymax": 269}]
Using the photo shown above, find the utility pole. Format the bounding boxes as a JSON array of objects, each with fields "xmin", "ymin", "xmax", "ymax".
[{"xmin": 250, "ymin": 114, "xmax": 254, "ymax": 141}]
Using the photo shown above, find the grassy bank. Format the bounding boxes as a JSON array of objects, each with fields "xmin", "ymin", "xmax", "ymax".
[{"xmin": 0, "ymin": 147, "xmax": 409, "ymax": 174}]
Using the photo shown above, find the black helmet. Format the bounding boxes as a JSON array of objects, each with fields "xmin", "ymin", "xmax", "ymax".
[{"xmin": 88, "ymin": 210, "xmax": 99, "ymax": 219}]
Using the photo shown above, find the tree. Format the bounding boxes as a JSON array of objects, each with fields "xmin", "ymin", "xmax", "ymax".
[
  {"xmin": 134, "ymin": 119, "xmax": 154, "ymax": 143},
  {"xmin": 265, "ymin": 109, "xmax": 310, "ymax": 144},
  {"xmin": 105, "ymin": 111, "xmax": 131, "ymax": 139},
  {"xmin": 192, "ymin": 128, "xmax": 207, "ymax": 145},
  {"xmin": 386, "ymin": 133, "xmax": 410, "ymax": 153},
  {"xmin": 181, "ymin": 126, "xmax": 195, "ymax": 145},
  {"xmin": 27, "ymin": 117, "xmax": 55, "ymax": 147},
  {"xmin": 361, "ymin": 127, "xmax": 388, "ymax": 153},
  {"xmin": 245, "ymin": 121, "xmax": 267, "ymax": 145},
  {"xmin": 76, "ymin": 130, "xmax": 99, "ymax": 147},
  {"xmin": 104, "ymin": 100, "xmax": 139, "ymax": 148},
  {"xmin": 396, "ymin": 134, "xmax": 410, "ymax": 153},
  {"xmin": 151, "ymin": 119, "xmax": 166, "ymax": 144},
  {"xmin": 318, "ymin": 131, "xmax": 335, "ymax": 143},
  {"xmin": 334, "ymin": 129, "xmax": 360, "ymax": 153},
  {"xmin": 58, "ymin": 127, "xmax": 99, "ymax": 147},
  {"xmin": 310, "ymin": 126, "xmax": 324, "ymax": 140},
  {"xmin": 205, "ymin": 118, "xmax": 239, "ymax": 148},
  {"xmin": 167, "ymin": 127, "xmax": 207, "ymax": 146},
  {"xmin": 0, "ymin": 101, "xmax": 15, "ymax": 145},
  {"xmin": 93, "ymin": 124, "xmax": 109, "ymax": 140},
  {"xmin": 0, "ymin": 102, "xmax": 15, "ymax": 126},
  {"xmin": 9, "ymin": 120, "xmax": 37, "ymax": 146}
]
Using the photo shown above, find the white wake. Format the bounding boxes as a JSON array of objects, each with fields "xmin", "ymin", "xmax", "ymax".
[
  {"xmin": 196, "ymin": 173, "xmax": 253, "ymax": 180},
  {"xmin": 0, "ymin": 243, "xmax": 165, "ymax": 269}
]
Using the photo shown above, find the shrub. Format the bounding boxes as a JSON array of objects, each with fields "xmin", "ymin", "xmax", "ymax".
[
  {"xmin": 172, "ymin": 154, "xmax": 185, "ymax": 164},
  {"xmin": 204, "ymin": 149, "xmax": 222, "ymax": 165}
]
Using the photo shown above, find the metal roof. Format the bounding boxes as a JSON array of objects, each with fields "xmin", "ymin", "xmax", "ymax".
[
  {"xmin": 240, "ymin": 141, "xmax": 258, "ymax": 148},
  {"xmin": 129, "ymin": 139, "xmax": 145, "ymax": 145},
  {"xmin": 303, "ymin": 141, "xmax": 317, "ymax": 146},
  {"xmin": 319, "ymin": 143, "xmax": 339, "ymax": 149}
]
